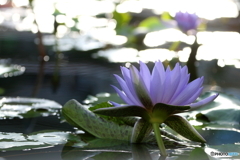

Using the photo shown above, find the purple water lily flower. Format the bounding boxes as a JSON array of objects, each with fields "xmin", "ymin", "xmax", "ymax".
[
  {"xmin": 110, "ymin": 61, "xmax": 218, "ymax": 110},
  {"xmin": 94, "ymin": 60, "xmax": 218, "ymax": 156},
  {"xmin": 175, "ymin": 12, "xmax": 199, "ymax": 33}
]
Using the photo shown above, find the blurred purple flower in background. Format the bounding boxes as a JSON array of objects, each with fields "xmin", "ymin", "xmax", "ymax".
[
  {"xmin": 111, "ymin": 61, "xmax": 218, "ymax": 110},
  {"xmin": 175, "ymin": 12, "xmax": 199, "ymax": 33}
]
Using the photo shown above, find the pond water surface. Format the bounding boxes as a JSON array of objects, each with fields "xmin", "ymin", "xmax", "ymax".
[{"xmin": 0, "ymin": 57, "xmax": 240, "ymax": 160}]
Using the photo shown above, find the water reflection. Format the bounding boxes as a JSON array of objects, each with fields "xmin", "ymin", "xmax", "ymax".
[
  {"xmin": 197, "ymin": 31, "xmax": 240, "ymax": 68},
  {"xmin": 1, "ymin": 129, "xmax": 239, "ymax": 159},
  {"xmin": 144, "ymin": 28, "xmax": 194, "ymax": 47},
  {"xmin": 36, "ymin": 30, "xmax": 127, "ymax": 52},
  {"xmin": 93, "ymin": 47, "xmax": 181, "ymax": 63},
  {"xmin": 139, "ymin": 49, "xmax": 176, "ymax": 62},
  {"xmin": 0, "ymin": 1, "xmax": 115, "ymax": 33},
  {"xmin": 61, "ymin": 140, "xmax": 222, "ymax": 160},
  {"xmin": 142, "ymin": 30, "xmax": 240, "ymax": 67},
  {"xmin": 93, "ymin": 48, "xmax": 139, "ymax": 63},
  {"xmin": 61, "ymin": 142, "xmax": 171, "ymax": 160}
]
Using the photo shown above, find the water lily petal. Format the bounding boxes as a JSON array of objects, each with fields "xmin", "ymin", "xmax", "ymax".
[
  {"xmin": 139, "ymin": 61, "xmax": 151, "ymax": 92},
  {"xmin": 130, "ymin": 65, "xmax": 153, "ymax": 108},
  {"xmin": 120, "ymin": 66, "xmax": 132, "ymax": 89},
  {"xmin": 114, "ymin": 74, "xmax": 142, "ymax": 106},
  {"xmin": 175, "ymin": 12, "xmax": 199, "ymax": 32},
  {"xmin": 160, "ymin": 69, "xmax": 172, "ymax": 103},
  {"xmin": 120, "ymin": 66, "xmax": 142, "ymax": 105},
  {"xmin": 108, "ymin": 101, "xmax": 121, "ymax": 107},
  {"xmin": 150, "ymin": 61, "xmax": 164, "ymax": 104},
  {"xmin": 109, "ymin": 101, "xmax": 147, "ymax": 109},
  {"xmin": 168, "ymin": 72, "xmax": 190, "ymax": 104},
  {"xmin": 189, "ymin": 93, "xmax": 219, "ymax": 108},
  {"xmin": 170, "ymin": 77, "xmax": 204, "ymax": 105},
  {"xmin": 181, "ymin": 65, "xmax": 189, "ymax": 76},
  {"xmin": 162, "ymin": 63, "xmax": 182, "ymax": 103},
  {"xmin": 182, "ymin": 87, "xmax": 203, "ymax": 105},
  {"xmin": 111, "ymin": 85, "xmax": 134, "ymax": 105},
  {"xmin": 156, "ymin": 60, "xmax": 166, "ymax": 82},
  {"xmin": 156, "ymin": 66, "xmax": 171, "ymax": 102}
]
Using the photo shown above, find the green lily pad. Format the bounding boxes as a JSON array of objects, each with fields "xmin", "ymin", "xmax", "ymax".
[
  {"xmin": 62, "ymin": 99, "xmax": 189, "ymax": 146},
  {"xmin": 62, "ymin": 99, "xmax": 133, "ymax": 141},
  {"xmin": 200, "ymin": 123, "xmax": 240, "ymax": 133},
  {"xmin": 0, "ymin": 130, "xmax": 78, "ymax": 151},
  {"xmin": 189, "ymin": 92, "xmax": 240, "ymax": 124},
  {"xmin": 138, "ymin": 17, "xmax": 165, "ymax": 31},
  {"xmin": 0, "ymin": 97, "xmax": 62, "ymax": 119},
  {"xmin": 0, "ymin": 63, "xmax": 25, "ymax": 78},
  {"xmin": 83, "ymin": 92, "xmax": 124, "ymax": 106}
]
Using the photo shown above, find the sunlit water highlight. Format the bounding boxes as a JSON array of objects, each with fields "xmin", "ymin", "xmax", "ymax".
[
  {"xmin": 130, "ymin": 0, "xmax": 239, "ymax": 20},
  {"xmin": 197, "ymin": 31, "xmax": 240, "ymax": 68},
  {"xmin": 1, "ymin": 0, "xmax": 240, "ymax": 66},
  {"xmin": 1, "ymin": 0, "xmax": 238, "ymax": 32},
  {"xmin": 94, "ymin": 29, "xmax": 240, "ymax": 66}
]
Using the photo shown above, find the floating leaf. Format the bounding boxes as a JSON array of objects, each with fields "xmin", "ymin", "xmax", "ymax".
[
  {"xmin": 62, "ymin": 99, "xmax": 133, "ymax": 141},
  {"xmin": 189, "ymin": 92, "xmax": 240, "ymax": 124},
  {"xmin": 0, "ymin": 97, "xmax": 62, "ymax": 119},
  {"xmin": 0, "ymin": 131, "xmax": 77, "ymax": 151},
  {"xmin": 88, "ymin": 102, "xmax": 113, "ymax": 111},
  {"xmin": 138, "ymin": 17, "xmax": 164, "ymax": 31},
  {"xmin": 0, "ymin": 63, "xmax": 25, "ymax": 78},
  {"xmin": 161, "ymin": 12, "xmax": 173, "ymax": 21},
  {"xmin": 113, "ymin": 10, "xmax": 132, "ymax": 36},
  {"xmin": 83, "ymin": 92, "xmax": 124, "ymax": 106}
]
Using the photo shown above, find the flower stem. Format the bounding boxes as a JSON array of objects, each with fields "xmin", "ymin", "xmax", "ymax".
[{"xmin": 152, "ymin": 123, "xmax": 167, "ymax": 157}]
